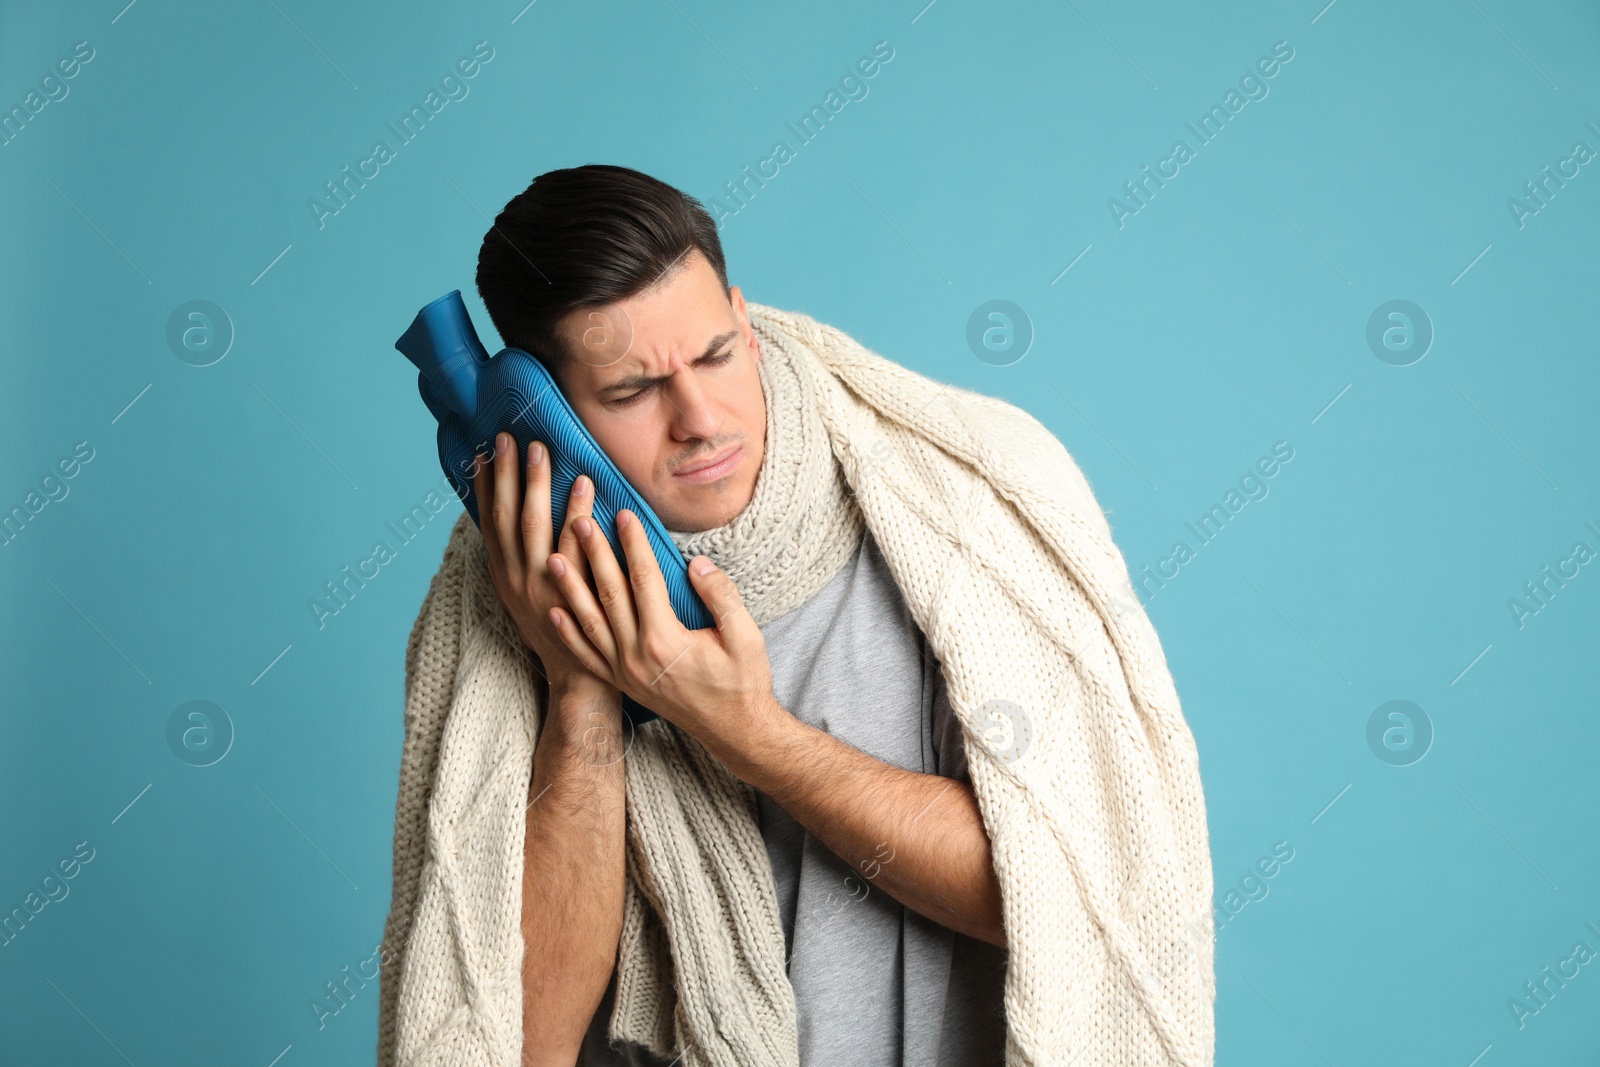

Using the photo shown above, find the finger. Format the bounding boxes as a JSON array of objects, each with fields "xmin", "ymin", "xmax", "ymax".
[
  {"xmin": 472, "ymin": 447, "xmax": 507, "ymax": 578},
  {"xmin": 488, "ymin": 431, "xmax": 526, "ymax": 579},
  {"xmin": 556, "ymin": 475, "xmax": 597, "ymax": 584},
  {"xmin": 616, "ymin": 510, "xmax": 680, "ymax": 639},
  {"xmin": 688, "ymin": 555, "xmax": 757, "ymax": 642},
  {"xmin": 520, "ymin": 440, "xmax": 552, "ymax": 568},
  {"xmin": 547, "ymin": 603, "xmax": 614, "ymax": 681},
  {"xmin": 547, "ymin": 548, "xmax": 621, "ymax": 668},
  {"xmin": 573, "ymin": 512, "xmax": 641, "ymax": 654}
]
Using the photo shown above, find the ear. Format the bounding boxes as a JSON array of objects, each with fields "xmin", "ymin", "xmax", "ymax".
[{"xmin": 729, "ymin": 285, "xmax": 760, "ymax": 364}]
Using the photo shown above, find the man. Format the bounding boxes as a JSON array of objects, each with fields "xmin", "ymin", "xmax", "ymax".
[
  {"xmin": 471, "ymin": 165, "xmax": 1009, "ymax": 1064},
  {"xmin": 380, "ymin": 164, "xmax": 1214, "ymax": 1067}
]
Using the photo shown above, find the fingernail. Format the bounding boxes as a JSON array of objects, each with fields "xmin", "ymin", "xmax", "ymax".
[
  {"xmin": 692, "ymin": 556, "xmax": 715, "ymax": 575},
  {"xmin": 495, "ymin": 433, "xmax": 508, "ymax": 456},
  {"xmin": 576, "ymin": 517, "xmax": 593, "ymax": 539},
  {"xmin": 617, "ymin": 510, "xmax": 632, "ymax": 529},
  {"xmin": 578, "ymin": 475, "xmax": 591, "ymax": 495},
  {"xmin": 548, "ymin": 554, "xmax": 566, "ymax": 577},
  {"xmin": 529, "ymin": 442, "xmax": 544, "ymax": 466}
]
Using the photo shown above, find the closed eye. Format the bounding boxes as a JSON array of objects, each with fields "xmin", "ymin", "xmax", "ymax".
[{"xmin": 607, "ymin": 349, "xmax": 735, "ymax": 408}]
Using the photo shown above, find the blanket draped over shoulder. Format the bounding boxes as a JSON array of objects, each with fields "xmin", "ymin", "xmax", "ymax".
[{"xmin": 375, "ymin": 302, "xmax": 1216, "ymax": 1067}]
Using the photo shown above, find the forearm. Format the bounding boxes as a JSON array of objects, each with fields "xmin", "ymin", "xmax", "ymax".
[
  {"xmin": 707, "ymin": 694, "xmax": 1006, "ymax": 948},
  {"xmin": 520, "ymin": 679, "xmax": 628, "ymax": 1066}
]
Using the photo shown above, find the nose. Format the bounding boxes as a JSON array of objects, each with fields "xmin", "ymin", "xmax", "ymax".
[{"xmin": 664, "ymin": 368, "xmax": 726, "ymax": 443}]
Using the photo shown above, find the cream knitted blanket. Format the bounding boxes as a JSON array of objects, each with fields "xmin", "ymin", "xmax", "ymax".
[{"xmin": 376, "ymin": 302, "xmax": 1215, "ymax": 1067}]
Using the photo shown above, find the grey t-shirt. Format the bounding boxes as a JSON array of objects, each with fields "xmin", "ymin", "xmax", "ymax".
[{"xmin": 580, "ymin": 527, "xmax": 1008, "ymax": 1065}]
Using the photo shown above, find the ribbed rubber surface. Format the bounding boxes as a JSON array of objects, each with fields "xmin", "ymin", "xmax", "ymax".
[{"xmin": 400, "ymin": 293, "xmax": 718, "ymax": 727}]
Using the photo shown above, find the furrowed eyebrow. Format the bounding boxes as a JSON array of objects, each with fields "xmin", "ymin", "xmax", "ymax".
[{"xmin": 597, "ymin": 329, "xmax": 741, "ymax": 396}]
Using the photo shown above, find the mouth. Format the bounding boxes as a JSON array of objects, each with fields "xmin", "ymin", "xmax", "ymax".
[{"xmin": 673, "ymin": 444, "xmax": 742, "ymax": 484}]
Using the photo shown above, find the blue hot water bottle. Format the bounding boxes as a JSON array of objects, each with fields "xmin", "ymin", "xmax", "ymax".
[{"xmin": 395, "ymin": 289, "xmax": 716, "ymax": 727}]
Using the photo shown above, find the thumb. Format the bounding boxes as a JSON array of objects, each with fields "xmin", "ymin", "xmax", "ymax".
[{"xmin": 689, "ymin": 556, "xmax": 755, "ymax": 638}]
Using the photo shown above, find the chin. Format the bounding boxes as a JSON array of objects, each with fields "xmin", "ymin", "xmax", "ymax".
[
  {"xmin": 663, "ymin": 469, "xmax": 757, "ymax": 532},
  {"xmin": 667, "ymin": 497, "xmax": 741, "ymax": 533}
]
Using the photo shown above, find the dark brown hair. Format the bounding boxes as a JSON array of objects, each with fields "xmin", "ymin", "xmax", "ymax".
[{"xmin": 474, "ymin": 164, "xmax": 729, "ymax": 370}]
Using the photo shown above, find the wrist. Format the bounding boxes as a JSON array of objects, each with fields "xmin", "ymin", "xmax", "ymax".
[
  {"xmin": 698, "ymin": 691, "xmax": 794, "ymax": 785},
  {"xmin": 547, "ymin": 669, "xmax": 615, "ymax": 704},
  {"xmin": 537, "ymin": 679, "xmax": 626, "ymax": 775}
]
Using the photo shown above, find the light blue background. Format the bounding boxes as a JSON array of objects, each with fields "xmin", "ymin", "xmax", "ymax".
[{"xmin": 2, "ymin": 0, "xmax": 1597, "ymax": 1064}]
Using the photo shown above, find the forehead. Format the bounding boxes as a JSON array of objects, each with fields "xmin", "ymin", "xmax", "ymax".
[{"xmin": 558, "ymin": 252, "xmax": 732, "ymax": 379}]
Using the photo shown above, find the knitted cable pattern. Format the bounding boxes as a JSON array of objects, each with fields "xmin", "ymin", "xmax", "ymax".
[{"xmin": 377, "ymin": 302, "xmax": 1216, "ymax": 1067}]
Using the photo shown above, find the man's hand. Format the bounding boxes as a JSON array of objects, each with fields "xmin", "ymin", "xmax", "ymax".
[
  {"xmin": 474, "ymin": 430, "xmax": 617, "ymax": 702},
  {"xmin": 538, "ymin": 475, "xmax": 1005, "ymax": 948},
  {"xmin": 543, "ymin": 505, "xmax": 777, "ymax": 748}
]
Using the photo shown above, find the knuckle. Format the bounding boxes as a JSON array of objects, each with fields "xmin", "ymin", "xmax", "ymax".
[
  {"xmin": 629, "ymin": 544, "xmax": 658, "ymax": 576},
  {"xmin": 640, "ymin": 636, "xmax": 670, "ymax": 664},
  {"xmin": 623, "ymin": 658, "xmax": 654, "ymax": 688}
]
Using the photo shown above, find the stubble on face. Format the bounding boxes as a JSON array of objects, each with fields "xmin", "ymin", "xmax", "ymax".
[{"xmin": 551, "ymin": 251, "xmax": 768, "ymax": 533}]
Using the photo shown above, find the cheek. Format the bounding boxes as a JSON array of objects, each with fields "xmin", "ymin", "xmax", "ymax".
[
  {"xmin": 739, "ymin": 367, "xmax": 766, "ymax": 425},
  {"xmin": 737, "ymin": 380, "xmax": 767, "ymax": 476},
  {"xmin": 592, "ymin": 423, "xmax": 659, "ymax": 487}
]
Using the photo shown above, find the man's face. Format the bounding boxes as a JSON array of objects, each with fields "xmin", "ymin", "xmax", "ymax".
[{"xmin": 552, "ymin": 249, "xmax": 766, "ymax": 533}]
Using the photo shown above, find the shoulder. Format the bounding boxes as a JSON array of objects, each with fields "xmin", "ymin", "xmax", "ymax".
[{"xmin": 745, "ymin": 302, "xmax": 1109, "ymax": 532}]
